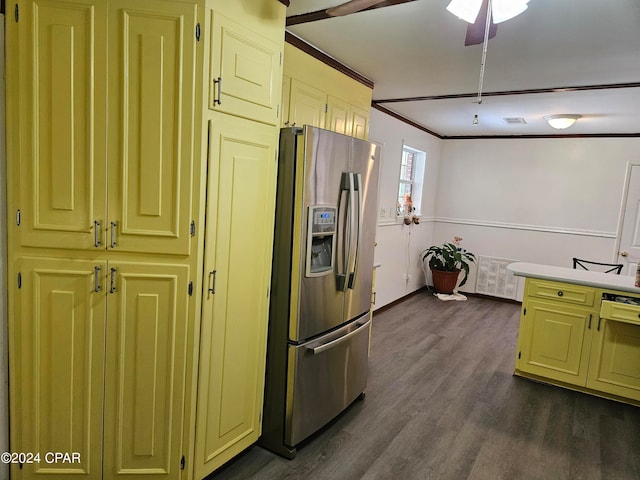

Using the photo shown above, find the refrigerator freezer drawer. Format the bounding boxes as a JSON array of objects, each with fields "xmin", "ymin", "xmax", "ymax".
[{"xmin": 285, "ymin": 314, "xmax": 370, "ymax": 447}]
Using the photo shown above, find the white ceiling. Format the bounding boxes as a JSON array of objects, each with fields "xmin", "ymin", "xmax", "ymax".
[{"xmin": 285, "ymin": 0, "xmax": 640, "ymax": 137}]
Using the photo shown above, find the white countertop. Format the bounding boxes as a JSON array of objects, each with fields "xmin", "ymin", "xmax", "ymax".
[{"xmin": 507, "ymin": 262, "xmax": 640, "ymax": 294}]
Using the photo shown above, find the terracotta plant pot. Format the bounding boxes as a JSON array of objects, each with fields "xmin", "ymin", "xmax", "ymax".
[{"xmin": 431, "ymin": 269, "xmax": 460, "ymax": 294}]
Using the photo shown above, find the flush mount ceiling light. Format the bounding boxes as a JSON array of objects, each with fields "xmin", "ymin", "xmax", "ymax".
[
  {"xmin": 544, "ymin": 114, "xmax": 582, "ymax": 130},
  {"xmin": 446, "ymin": 0, "xmax": 529, "ymax": 24}
]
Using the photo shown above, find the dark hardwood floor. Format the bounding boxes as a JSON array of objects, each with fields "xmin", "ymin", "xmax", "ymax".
[{"xmin": 209, "ymin": 292, "xmax": 640, "ymax": 480}]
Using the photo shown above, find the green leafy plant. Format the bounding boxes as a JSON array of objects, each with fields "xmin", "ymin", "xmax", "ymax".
[{"xmin": 421, "ymin": 238, "xmax": 476, "ymax": 287}]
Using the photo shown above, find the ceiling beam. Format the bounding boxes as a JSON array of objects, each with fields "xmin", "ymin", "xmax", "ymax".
[
  {"xmin": 286, "ymin": 0, "xmax": 418, "ymax": 26},
  {"xmin": 374, "ymin": 82, "xmax": 640, "ymax": 104},
  {"xmin": 286, "ymin": 32, "xmax": 374, "ymax": 89}
]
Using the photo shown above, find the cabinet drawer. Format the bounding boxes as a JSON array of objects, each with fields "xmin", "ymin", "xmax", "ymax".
[
  {"xmin": 526, "ymin": 279, "xmax": 595, "ymax": 307},
  {"xmin": 600, "ymin": 300, "xmax": 640, "ymax": 325}
]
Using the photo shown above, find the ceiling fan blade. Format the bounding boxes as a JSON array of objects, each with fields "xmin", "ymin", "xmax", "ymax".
[
  {"xmin": 326, "ymin": 0, "xmax": 387, "ymax": 17},
  {"xmin": 464, "ymin": 0, "xmax": 497, "ymax": 46}
]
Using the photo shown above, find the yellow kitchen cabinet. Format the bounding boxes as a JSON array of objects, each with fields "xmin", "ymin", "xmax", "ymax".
[
  {"xmin": 327, "ymin": 95, "xmax": 351, "ymax": 135},
  {"xmin": 107, "ymin": 0, "xmax": 197, "ymax": 256},
  {"xmin": 516, "ymin": 279, "xmax": 598, "ymax": 386},
  {"xmin": 207, "ymin": 8, "xmax": 282, "ymax": 125},
  {"xmin": 281, "ymin": 74, "xmax": 291, "ymax": 128},
  {"xmin": 103, "ymin": 262, "xmax": 190, "ymax": 480},
  {"xmin": 12, "ymin": 257, "xmax": 106, "ymax": 479},
  {"xmin": 10, "ymin": 0, "xmax": 196, "ymax": 255},
  {"xmin": 7, "ymin": 1, "xmax": 200, "ymax": 479},
  {"xmin": 10, "ymin": 0, "xmax": 107, "ymax": 251},
  {"xmin": 350, "ymin": 105, "xmax": 371, "ymax": 140},
  {"xmin": 288, "ymin": 78, "xmax": 327, "ymax": 129},
  {"xmin": 517, "ymin": 298, "xmax": 595, "ymax": 386},
  {"xmin": 282, "ymin": 42, "xmax": 372, "ymax": 139},
  {"xmin": 586, "ymin": 300, "xmax": 640, "ymax": 401},
  {"xmin": 193, "ymin": 114, "xmax": 277, "ymax": 478}
]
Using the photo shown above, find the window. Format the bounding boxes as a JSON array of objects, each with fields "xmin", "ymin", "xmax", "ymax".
[{"xmin": 397, "ymin": 145, "xmax": 425, "ymax": 216}]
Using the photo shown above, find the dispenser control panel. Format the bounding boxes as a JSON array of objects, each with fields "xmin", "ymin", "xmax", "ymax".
[
  {"xmin": 306, "ymin": 206, "xmax": 337, "ymax": 277},
  {"xmin": 311, "ymin": 208, "xmax": 336, "ymax": 234}
]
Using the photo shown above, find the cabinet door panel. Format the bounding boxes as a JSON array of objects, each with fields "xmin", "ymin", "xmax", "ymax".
[
  {"xmin": 327, "ymin": 95, "xmax": 350, "ymax": 135},
  {"xmin": 15, "ymin": 0, "xmax": 107, "ymax": 250},
  {"xmin": 209, "ymin": 11, "xmax": 282, "ymax": 125},
  {"xmin": 350, "ymin": 105, "xmax": 370, "ymax": 140},
  {"xmin": 289, "ymin": 79, "xmax": 326, "ymax": 129},
  {"xmin": 194, "ymin": 116, "xmax": 277, "ymax": 478},
  {"xmin": 103, "ymin": 262, "xmax": 189, "ymax": 479},
  {"xmin": 108, "ymin": 0, "xmax": 196, "ymax": 256},
  {"xmin": 11, "ymin": 257, "xmax": 106, "ymax": 480},
  {"xmin": 519, "ymin": 299, "xmax": 593, "ymax": 386},
  {"xmin": 587, "ymin": 318, "xmax": 640, "ymax": 401}
]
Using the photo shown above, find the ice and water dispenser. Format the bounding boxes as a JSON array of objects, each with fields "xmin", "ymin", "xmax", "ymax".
[{"xmin": 305, "ymin": 206, "xmax": 336, "ymax": 277}]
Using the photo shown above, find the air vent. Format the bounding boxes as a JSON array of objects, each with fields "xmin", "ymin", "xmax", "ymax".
[{"xmin": 503, "ymin": 117, "xmax": 527, "ymax": 125}]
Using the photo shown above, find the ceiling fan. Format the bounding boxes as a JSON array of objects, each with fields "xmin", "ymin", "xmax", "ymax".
[{"xmin": 447, "ymin": 0, "xmax": 530, "ymax": 45}]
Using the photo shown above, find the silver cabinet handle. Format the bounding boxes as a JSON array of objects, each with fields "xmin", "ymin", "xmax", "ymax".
[
  {"xmin": 109, "ymin": 268, "xmax": 116, "ymax": 294},
  {"xmin": 94, "ymin": 220, "xmax": 101, "ymax": 247},
  {"xmin": 110, "ymin": 221, "xmax": 117, "ymax": 248},
  {"xmin": 588, "ymin": 313, "xmax": 592, "ymax": 329},
  {"xmin": 208, "ymin": 269, "xmax": 217, "ymax": 294},
  {"xmin": 94, "ymin": 266, "xmax": 101, "ymax": 292},
  {"xmin": 213, "ymin": 77, "xmax": 222, "ymax": 105}
]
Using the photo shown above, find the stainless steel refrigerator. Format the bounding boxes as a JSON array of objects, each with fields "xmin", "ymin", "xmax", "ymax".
[{"xmin": 260, "ymin": 126, "xmax": 380, "ymax": 458}]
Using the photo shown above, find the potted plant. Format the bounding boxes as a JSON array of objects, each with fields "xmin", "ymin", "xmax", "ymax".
[{"xmin": 421, "ymin": 237, "xmax": 476, "ymax": 294}]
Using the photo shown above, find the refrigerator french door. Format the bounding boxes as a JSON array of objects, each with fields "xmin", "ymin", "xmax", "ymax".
[{"xmin": 261, "ymin": 126, "xmax": 380, "ymax": 458}]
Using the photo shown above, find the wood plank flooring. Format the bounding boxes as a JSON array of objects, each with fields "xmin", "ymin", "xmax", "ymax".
[{"xmin": 208, "ymin": 292, "xmax": 640, "ymax": 480}]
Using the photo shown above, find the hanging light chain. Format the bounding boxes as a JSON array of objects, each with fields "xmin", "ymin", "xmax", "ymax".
[{"xmin": 474, "ymin": 0, "xmax": 493, "ymax": 123}]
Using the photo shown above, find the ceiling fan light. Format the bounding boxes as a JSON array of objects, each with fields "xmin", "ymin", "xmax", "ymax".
[
  {"xmin": 491, "ymin": 0, "xmax": 529, "ymax": 23},
  {"xmin": 446, "ymin": 0, "xmax": 483, "ymax": 24},
  {"xmin": 544, "ymin": 114, "xmax": 582, "ymax": 130}
]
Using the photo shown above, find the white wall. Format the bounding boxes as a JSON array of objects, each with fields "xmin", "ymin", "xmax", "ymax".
[
  {"xmin": 436, "ymin": 138, "xmax": 640, "ymax": 297},
  {"xmin": 369, "ymin": 109, "xmax": 442, "ymax": 308},
  {"xmin": 370, "ymin": 107, "xmax": 640, "ymax": 307}
]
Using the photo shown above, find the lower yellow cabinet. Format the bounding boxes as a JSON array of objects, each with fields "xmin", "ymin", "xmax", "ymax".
[
  {"xmin": 516, "ymin": 279, "xmax": 640, "ymax": 403},
  {"xmin": 587, "ymin": 314, "xmax": 640, "ymax": 401},
  {"xmin": 518, "ymin": 299, "xmax": 594, "ymax": 386},
  {"xmin": 11, "ymin": 257, "xmax": 191, "ymax": 480}
]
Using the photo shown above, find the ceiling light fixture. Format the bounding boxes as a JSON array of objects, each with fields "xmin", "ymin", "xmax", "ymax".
[
  {"xmin": 544, "ymin": 114, "xmax": 582, "ymax": 130},
  {"xmin": 446, "ymin": 0, "xmax": 529, "ymax": 24}
]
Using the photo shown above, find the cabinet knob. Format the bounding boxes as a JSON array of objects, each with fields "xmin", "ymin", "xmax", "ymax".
[{"xmin": 557, "ymin": 291, "xmax": 564, "ymax": 297}]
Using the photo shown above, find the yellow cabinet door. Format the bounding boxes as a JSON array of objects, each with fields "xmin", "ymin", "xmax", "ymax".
[
  {"xmin": 350, "ymin": 105, "xmax": 370, "ymax": 140},
  {"xmin": 103, "ymin": 261, "xmax": 190, "ymax": 480},
  {"xmin": 107, "ymin": 0, "xmax": 196, "ymax": 256},
  {"xmin": 10, "ymin": 0, "xmax": 107, "ymax": 251},
  {"xmin": 327, "ymin": 95, "xmax": 350, "ymax": 135},
  {"xmin": 289, "ymin": 79, "xmax": 326, "ymax": 129},
  {"xmin": 518, "ymin": 299, "xmax": 594, "ymax": 386},
  {"xmin": 587, "ymin": 318, "xmax": 640, "ymax": 401},
  {"xmin": 194, "ymin": 115, "xmax": 277, "ymax": 478},
  {"xmin": 10, "ymin": 257, "xmax": 106, "ymax": 480},
  {"xmin": 209, "ymin": 10, "xmax": 282, "ymax": 125},
  {"xmin": 281, "ymin": 75, "xmax": 291, "ymax": 127}
]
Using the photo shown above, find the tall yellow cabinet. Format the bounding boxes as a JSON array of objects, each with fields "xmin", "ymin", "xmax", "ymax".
[
  {"xmin": 192, "ymin": 1, "xmax": 283, "ymax": 477},
  {"xmin": 5, "ymin": 0, "xmax": 285, "ymax": 479}
]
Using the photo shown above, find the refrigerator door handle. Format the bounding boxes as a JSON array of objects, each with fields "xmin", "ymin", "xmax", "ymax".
[
  {"xmin": 343, "ymin": 172, "xmax": 357, "ymax": 290},
  {"xmin": 336, "ymin": 172, "xmax": 351, "ymax": 292},
  {"xmin": 348, "ymin": 173, "xmax": 363, "ymax": 289},
  {"xmin": 305, "ymin": 317, "xmax": 371, "ymax": 355}
]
